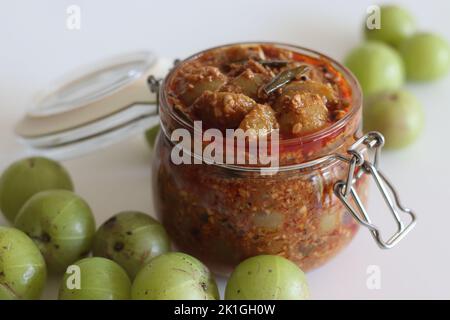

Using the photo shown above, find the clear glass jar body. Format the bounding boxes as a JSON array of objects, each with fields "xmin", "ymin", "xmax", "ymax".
[{"xmin": 152, "ymin": 43, "xmax": 367, "ymax": 274}]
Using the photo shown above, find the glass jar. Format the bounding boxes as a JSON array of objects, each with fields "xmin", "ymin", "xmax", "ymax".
[
  {"xmin": 152, "ymin": 43, "xmax": 370, "ymax": 274},
  {"xmin": 13, "ymin": 42, "xmax": 416, "ymax": 275}
]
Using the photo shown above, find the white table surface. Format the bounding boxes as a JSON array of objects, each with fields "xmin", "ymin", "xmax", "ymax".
[{"xmin": 0, "ymin": 0, "xmax": 449, "ymax": 300}]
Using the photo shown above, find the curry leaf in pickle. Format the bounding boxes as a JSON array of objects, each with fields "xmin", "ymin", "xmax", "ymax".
[
  {"xmin": 232, "ymin": 60, "xmax": 289, "ymax": 68},
  {"xmin": 259, "ymin": 60, "xmax": 290, "ymax": 68},
  {"xmin": 263, "ymin": 65, "xmax": 310, "ymax": 95}
]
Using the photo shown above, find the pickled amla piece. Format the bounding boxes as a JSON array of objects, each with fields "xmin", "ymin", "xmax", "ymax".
[
  {"xmin": 93, "ymin": 211, "xmax": 170, "ymax": 279},
  {"xmin": 225, "ymin": 255, "xmax": 309, "ymax": 300},
  {"xmin": 14, "ymin": 190, "xmax": 96, "ymax": 273},
  {"xmin": 0, "ymin": 157, "xmax": 74, "ymax": 222},
  {"xmin": 0, "ymin": 227, "xmax": 47, "ymax": 300},
  {"xmin": 177, "ymin": 65, "xmax": 227, "ymax": 105},
  {"xmin": 58, "ymin": 257, "xmax": 131, "ymax": 300},
  {"xmin": 131, "ymin": 252, "xmax": 219, "ymax": 300}
]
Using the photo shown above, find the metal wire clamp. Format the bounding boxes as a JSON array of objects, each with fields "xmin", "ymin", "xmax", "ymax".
[{"xmin": 333, "ymin": 131, "xmax": 417, "ymax": 249}]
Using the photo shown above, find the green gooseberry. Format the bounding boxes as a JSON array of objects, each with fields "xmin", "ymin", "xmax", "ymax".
[
  {"xmin": 131, "ymin": 252, "xmax": 219, "ymax": 300},
  {"xmin": 14, "ymin": 190, "xmax": 96, "ymax": 273},
  {"xmin": 225, "ymin": 255, "xmax": 309, "ymax": 300},
  {"xmin": 364, "ymin": 5, "xmax": 415, "ymax": 47},
  {"xmin": 344, "ymin": 41, "xmax": 405, "ymax": 96},
  {"xmin": 0, "ymin": 157, "xmax": 74, "ymax": 222},
  {"xmin": 0, "ymin": 227, "xmax": 47, "ymax": 300},
  {"xmin": 58, "ymin": 257, "xmax": 131, "ymax": 300},
  {"xmin": 145, "ymin": 124, "xmax": 160, "ymax": 149},
  {"xmin": 399, "ymin": 32, "xmax": 450, "ymax": 81},
  {"xmin": 364, "ymin": 89, "xmax": 424, "ymax": 149},
  {"xmin": 92, "ymin": 211, "xmax": 171, "ymax": 279}
]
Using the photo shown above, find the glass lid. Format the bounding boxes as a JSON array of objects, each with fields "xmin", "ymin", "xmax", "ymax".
[
  {"xmin": 15, "ymin": 51, "xmax": 172, "ymax": 160},
  {"xmin": 29, "ymin": 52, "xmax": 154, "ymax": 117}
]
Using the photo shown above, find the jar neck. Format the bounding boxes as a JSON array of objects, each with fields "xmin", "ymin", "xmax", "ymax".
[
  {"xmin": 157, "ymin": 42, "xmax": 363, "ymax": 170},
  {"xmin": 277, "ymin": 107, "xmax": 363, "ymax": 166},
  {"xmin": 158, "ymin": 101, "xmax": 362, "ymax": 171}
]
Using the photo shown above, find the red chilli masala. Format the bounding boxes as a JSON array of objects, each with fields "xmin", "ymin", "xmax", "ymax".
[{"xmin": 153, "ymin": 44, "xmax": 366, "ymax": 273}]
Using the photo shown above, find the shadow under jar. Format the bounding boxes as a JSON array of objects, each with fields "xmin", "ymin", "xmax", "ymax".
[{"xmin": 152, "ymin": 43, "xmax": 404, "ymax": 275}]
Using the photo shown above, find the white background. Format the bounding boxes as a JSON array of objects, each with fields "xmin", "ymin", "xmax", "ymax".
[{"xmin": 0, "ymin": 0, "xmax": 449, "ymax": 299}]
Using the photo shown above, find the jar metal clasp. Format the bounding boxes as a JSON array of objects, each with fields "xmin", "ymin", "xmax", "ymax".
[
  {"xmin": 146, "ymin": 58, "xmax": 181, "ymax": 108},
  {"xmin": 333, "ymin": 132, "xmax": 417, "ymax": 249},
  {"xmin": 147, "ymin": 75, "xmax": 162, "ymax": 108}
]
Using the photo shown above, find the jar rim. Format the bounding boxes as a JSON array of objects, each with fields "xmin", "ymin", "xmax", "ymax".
[{"xmin": 158, "ymin": 42, "xmax": 362, "ymax": 171}]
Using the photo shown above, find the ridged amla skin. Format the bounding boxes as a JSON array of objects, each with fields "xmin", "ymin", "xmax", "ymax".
[
  {"xmin": 58, "ymin": 257, "xmax": 131, "ymax": 300},
  {"xmin": 14, "ymin": 190, "xmax": 96, "ymax": 274},
  {"xmin": 131, "ymin": 252, "xmax": 219, "ymax": 300},
  {"xmin": 225, "ymin": 255, "xmax": 309, "ymax": 300},
  {"xmin": 0, "ymin": 157, "xmax": 74, "ymax": 223},
  {"xmin": 0, "ymin": 227, "xmax": 47, "ymax": 300},
  {"xmin": 93, "ymin": 211, "xmax": 170, "ymax": 279}
]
